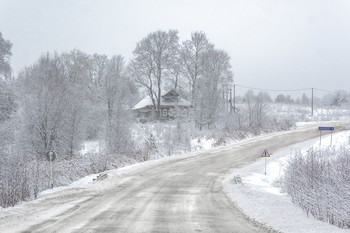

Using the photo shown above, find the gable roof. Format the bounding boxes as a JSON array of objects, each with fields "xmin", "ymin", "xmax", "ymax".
[
  {"xmin": 162, "ymin": 89, "xmax": 179, "ymax": 101},
  {"xmin": 132, "ymin": 90, "xmax": 191, "ymax": 110}
]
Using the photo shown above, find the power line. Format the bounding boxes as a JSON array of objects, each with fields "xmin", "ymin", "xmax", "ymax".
[
  {"xmin": 314, "ymin": 88, "xmax": 336, "ymax": 94},
  {"xmin": 235, "ymin": 84, "xmax": 311, "ymax": 92},
  {"xmin": 235, "ymin": 84, "xmax": 338, "ymax": 94}
]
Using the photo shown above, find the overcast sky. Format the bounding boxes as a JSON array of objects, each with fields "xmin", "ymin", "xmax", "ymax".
[{"xmin": 1, "ymin": 0, "xmax": 349, "ymax": 95}]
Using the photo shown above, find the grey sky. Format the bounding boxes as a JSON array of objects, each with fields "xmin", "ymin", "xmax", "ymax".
[{"xmin": 1, "ymin": 0, "xmax": 349, "ymax": 95}]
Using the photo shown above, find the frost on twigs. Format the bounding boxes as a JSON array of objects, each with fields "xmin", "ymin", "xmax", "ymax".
[{"xmin": 283, "ymin": 146, "xmax": 350, "ymax": 229}]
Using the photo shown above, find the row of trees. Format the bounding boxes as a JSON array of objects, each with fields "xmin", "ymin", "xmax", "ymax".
[
  {"xmin": 12, "ymin": 30, "xmax": 233, "ymax": 159},
  {"xmin": 129, "ymin": 30, "xmax": 233, "ymax": 128},
  {"xmin": 16, "ymin": 51, "xmax": 136, "ymax": 158},
  {"xmin": 236, "ymin": 90, "xmax": 348, "ymax": 108},
  {"xmin": 0, "ymin": 30, "xmax": 233, "ymax": 207},
  {"xmin": 0, "ymin": 31, "xmax": 138, "ymax": 206},
  {"xmin": 0, "ymin": 31, "xmax": 15, "ymax": 161},
  {"xmin": 274, "ymin": 92, "xmax": 348, "ymax": 106}
]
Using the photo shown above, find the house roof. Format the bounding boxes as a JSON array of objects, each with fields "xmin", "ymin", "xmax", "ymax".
[
  {"xmin": 132, "ymin": 90, "xmax": 191, "ymax": 110},
  {"xmin": 162, "ymin": 89, "xmax": 179, "ymax": 101}
]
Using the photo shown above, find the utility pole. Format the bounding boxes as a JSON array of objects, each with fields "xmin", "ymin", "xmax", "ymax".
[
  {"xmin": 311, "ymin": 88, "xmax": 314, "ymax": 116},
  {"xmin": 226, "ymin": 86, "xmax": 229, "ymax": 112},
  {"xmin": 229, "ymin": 88, "xmax": 233, "ymax": 112},
  {"xmin": 233, "ymin": 84, "xmax": 236, "ymax": 113},
  {"xmin": 222, "ymin": 90, "xmax": 225, "ymax": 112}
]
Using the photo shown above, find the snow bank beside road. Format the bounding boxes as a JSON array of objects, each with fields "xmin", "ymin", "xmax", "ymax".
[
  {"xmin": 1, "ymin": 121, "xmax": 348, "ymax": 232},
  {"xmin": 223, "ymin": 130, "xmax": 350, "ymax": 233}
]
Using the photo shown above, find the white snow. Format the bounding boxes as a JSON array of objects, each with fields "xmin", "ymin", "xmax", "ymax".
[
  {"xmin": 2, "ymin": 121, "xmax": 349, "ymax": 233},
  {"xmin": 223, "ymin": 130, "xmax": 350, "ymax": 233},
  {"xmin": 132, "ymin": 95, "xmax": 191, "ymax": 110},
  {"xmin": 79, "ymin": 141, "xmax": 101, "ymax": 156},
  {"xmin": 132, "ymin": 95, "xmax": 154, "ymax": 109},
  {"xmin": 190, "ymin": 137, "xmax": 216, "ymax": 151}
]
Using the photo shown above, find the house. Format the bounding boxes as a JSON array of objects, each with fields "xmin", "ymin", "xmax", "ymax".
[{"xmin": 132, "ymin": 90, "xmax": 192, "ymax": 120}]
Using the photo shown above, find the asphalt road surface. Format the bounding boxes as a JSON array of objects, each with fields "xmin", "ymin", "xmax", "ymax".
[{"xmin": 6, "ymin": 122, "xmax": 349, "ymax": 233}]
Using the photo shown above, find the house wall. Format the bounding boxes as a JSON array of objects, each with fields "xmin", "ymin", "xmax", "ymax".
[
  {"xmin": 134, "ymin": 106, "xmax": 191, "ymax": 121},
  {"xmin": 160, "ymin": 107, "xmax": 190, "ymax": 119}
]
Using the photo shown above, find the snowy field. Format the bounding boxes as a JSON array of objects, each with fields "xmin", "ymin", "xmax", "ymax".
[{"xmin": 223, "ymin": 130, "xmax": 350, "ymax": 233}]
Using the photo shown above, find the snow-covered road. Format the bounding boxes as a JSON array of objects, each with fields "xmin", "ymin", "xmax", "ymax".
[{"xmin": 1, "ymin": 121, "xmax": 349, "ymax": 232}]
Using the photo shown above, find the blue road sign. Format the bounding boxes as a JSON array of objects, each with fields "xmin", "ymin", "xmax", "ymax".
[{"xmin": 318, "ymin": 127, "xmax": 334, "ymax": 131}]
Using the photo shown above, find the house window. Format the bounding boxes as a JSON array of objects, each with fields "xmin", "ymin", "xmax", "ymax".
[{"xmin": 163, "ymin": 109, "xmax": 168, "ymax": 116}]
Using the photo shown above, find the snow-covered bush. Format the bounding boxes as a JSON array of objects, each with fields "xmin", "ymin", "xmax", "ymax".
[
  {"xmin": 283, "ymin": 146, "xmax": 350, "ymax": 229},
  {"xmin": 0, "ymin": 150, "xmax": 139, "ymax": 208}
]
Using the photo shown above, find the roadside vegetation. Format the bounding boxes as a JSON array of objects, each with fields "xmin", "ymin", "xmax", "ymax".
[{"xmin": 283, "ymin": 144, "xmax": 350, "ymax": 229}]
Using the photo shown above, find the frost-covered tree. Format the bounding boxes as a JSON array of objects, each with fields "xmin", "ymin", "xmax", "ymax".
[
  {"xmin": 196, "ymin": 49, "xmax": 233, "ymax": 129},
  {"xmin": 16, "ymin": 53, "xmax": 73, "ymax": 157},
  {"xmin": 301, "ymin": 93, "xmax": 310, "ymax": 105},
  {"xmin": 258, "ymin": 92, "xmax": 272, "ymax": 103},
  {"xmin": 1, "ymin": 50, "xmax": 138, "ymax": 208},
  {"xmin": 0, "ymin": 32, "xmax": 15, "ymax": 131},
  {"xmin": 88, "ymin": 54, "xmax": 135, "ymax": 154},
  {"xmin": 241, "ymin": 91, "xmax": 270, "ymax": 129},
  {"xmin": 275, "ymin": 94, "xmax": 294, "ymax": 104},
  {"xmin": 0, "ymin": 78, "xmax": 16, "ymax": 123},
  {"xmin": 16, "ymin": 51, "xmax": 134, "ymax": 157},
  {"xmin": 60, "ymin": 50, "xmax": 92, "ymax": 156},
  {"xmin": 243, "ymin": 90, "xmax": 255, "ymax": 127},
  {"xmin": 85, "ymin": 54, "xmax": 109, "ymax": 140},
  {"xmin": 103, "ymin": 56, "xmax": 134, "ymax": 154},
  {"xmin": 178, "ymin": 32, "xmax": 233, "ymax": 129},
  {"xmin": 331, "ymin": 91, "xmax": 347, "ymax": 106},
  {"xmin": 129, "ymin": 30, "xmax": 179, "ymax": 120},
  {"xmin": 0, "ymin": 32, "xmax": 12, "ymax": 80},
  {"xmin": 0, "ymin": 33, "xmax": 21, "ymax": 208},
  {"xmin": 179, "ymin": 31, "xmax": 213, "ymax": 107},
  {"xmin": 255, "ymin": 92, "xmax": 269, "ymax": 127}
]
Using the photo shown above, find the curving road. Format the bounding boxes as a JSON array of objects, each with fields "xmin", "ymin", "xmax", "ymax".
[{"xmin": 4, "ymin": 122, "xmax": 349, "ymax": 233}]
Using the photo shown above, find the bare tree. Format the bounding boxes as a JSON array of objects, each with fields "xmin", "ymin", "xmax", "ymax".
[
  {"xmin": 0, "ymin": 80, "xmax": 16, "ymax": 122},
  {"xmin": 103, "ymin": 56, "xmax": 133, "ymax": 154},
  {"xmin": 0, "ymin": 32, "xmax": 12, "ymax": 80},
  {"xmin": 331, "ymin": 91, "xmax": 347, "ymax": 106},
  {"xmin": 87, "ymin": 54, "xmax": 135, "ymax": 154},
  {"xmin": 16, "ymin": 53, "xmax": 71, "ymax": 157},
  {"xmin": 129, "ymin": 30, "xmax": 179, "ymax": 120},
  {"xmin": 301, "ymin": 93, "xmax": 310, "ymax": 105},
  {"xmin": 243, "ymin": 90, "xmax": 254, "ymax": 127},
  {"xmin": 16, "ymin": 50, "xmax": 97, "ymax": 158},
  {"xmin": 242, "ymin": 91, "xmax": 270, "ymax": 129},
  {"xmin": 105, "ymin": 56, "xmax": 124, "ymax": 130},
  {"xmin": 60, "ymin": 50, "xmax": 91, "ymax": 156},
  {"xmin": 196, "ymin": 48, "xmax": 233, "ymax": 129},
  {"xmin": 255, "ymin": 92, "xmax": 269, "ymax": 127},
  {"xmin": 179, "ymin": 31, "xmax": 213, "ymax": 107},
  {"xmin": 83, "ymin": 54, "xmax": 109, "ymax": 140},
  {"xmin": 0, "ymin": 32, "xmax": 15, "ymax": 130}
]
